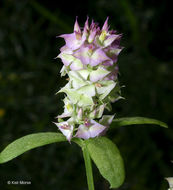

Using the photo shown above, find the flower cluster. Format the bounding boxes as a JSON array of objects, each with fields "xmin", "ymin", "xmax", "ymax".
[{"xmin": 54, "ymin": 17, "xmax": 123, "ymax": 141}]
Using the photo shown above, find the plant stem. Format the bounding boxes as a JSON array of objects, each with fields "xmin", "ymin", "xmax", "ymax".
[{"xmin": 82, "ymin": 145, "xmax": 95, "ymax": 190}]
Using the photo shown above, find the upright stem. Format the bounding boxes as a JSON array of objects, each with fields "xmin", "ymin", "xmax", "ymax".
[{"xmin": 82, "ymin": 146, "xmax": 95, "ymax": 190}]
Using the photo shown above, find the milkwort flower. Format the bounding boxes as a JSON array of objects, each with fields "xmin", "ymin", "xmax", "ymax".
[{"xmin": 55, "ymin": 17, "xmax": 123, "ymax": 141}]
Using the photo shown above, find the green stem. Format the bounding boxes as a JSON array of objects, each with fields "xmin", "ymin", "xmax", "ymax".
[{"xmin": 82, "ymin": 145, "xmax": 95, "ymax": 190}]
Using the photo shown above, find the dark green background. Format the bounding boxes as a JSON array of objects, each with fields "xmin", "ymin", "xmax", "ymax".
[{"xmin": 0, "ymin": 0, "xmax": 172, "ymax": 189}]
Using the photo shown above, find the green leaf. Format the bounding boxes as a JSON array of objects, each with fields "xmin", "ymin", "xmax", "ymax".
[
  {"xmin": 0, "ymin": 132, "xmax": 66, "ymax": 164},
  {"xmin": 111, "ymin": 117, "xmax": 168, "ymax": 128},
  {"xmin": 86, "ymin": 137, "xmax": 125, "ymax": 188}
]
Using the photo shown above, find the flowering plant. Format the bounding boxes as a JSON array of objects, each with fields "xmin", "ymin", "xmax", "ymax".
[{"xmin": 0, "ymin": 17, "xmax": 167, "ymax": 190}]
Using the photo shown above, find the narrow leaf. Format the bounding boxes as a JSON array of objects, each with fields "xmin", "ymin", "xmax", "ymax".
[
  {"xmin": 86, "ymin": 137, "xmax": 125, "ymax": 188},
  {"xmin": 111, "ymin": 117, "xmax": 168, "ymax": 128},
  {"xmin": 0, "ymin": 132, "xmax": 66, "ymax": 164}
]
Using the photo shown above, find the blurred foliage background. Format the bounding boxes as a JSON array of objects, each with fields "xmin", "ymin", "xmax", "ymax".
[{"xmin": 0, "ymin": 0, "xmax": 172, "ymax": 189}]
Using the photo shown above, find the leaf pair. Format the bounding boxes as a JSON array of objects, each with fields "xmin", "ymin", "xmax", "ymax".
[
  {"xmin": 0, "ymin": 117, "xmax": 168, "ymax": 189},
  {"xmin": 0, "ymin": 132, "xmax": 124, "ymax": 188}
]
